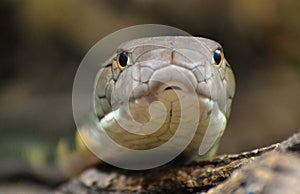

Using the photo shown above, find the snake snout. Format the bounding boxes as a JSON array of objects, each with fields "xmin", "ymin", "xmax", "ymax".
[{"xmin": 148, "ymin": 65, "xmax": 198, "ymax": 95}]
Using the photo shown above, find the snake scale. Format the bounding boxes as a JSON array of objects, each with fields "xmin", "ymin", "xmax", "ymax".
[{"xmin": 12, "ymin": 36, "xmax": 236, "ymax": 181}]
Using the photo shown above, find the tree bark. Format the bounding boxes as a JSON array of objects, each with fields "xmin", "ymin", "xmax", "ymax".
[{"xmin": 55, "ymin": 130, "xmax": 300, "ymax": 194}]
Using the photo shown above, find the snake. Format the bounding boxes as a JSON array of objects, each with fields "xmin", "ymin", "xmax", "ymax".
[{"xmin": 4, "ymin": 36, "xmax": 236, "ymax": 181}]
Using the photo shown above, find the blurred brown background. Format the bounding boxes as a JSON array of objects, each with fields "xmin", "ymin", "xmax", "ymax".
[{"xmin": 0, "ymin": 0, "xmax": 299, "ymax": 187}]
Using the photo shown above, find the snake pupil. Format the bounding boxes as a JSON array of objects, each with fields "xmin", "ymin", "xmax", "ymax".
[
  {"xmin": 118, "ymin": 52, "xmax": 128, "ymax": 67},
  {"xmin": 213, "ymin": 49, "xmax": 222, "ymax": 66}
]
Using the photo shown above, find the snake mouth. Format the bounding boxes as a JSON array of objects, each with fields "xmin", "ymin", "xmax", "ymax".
[
  {"xmin": 155, "ymin": 82, "xmax": 192, "ymax": 95},
  {"xmin": 163, "ymin": 86, "xmax": 182, "ymax": 91},
  {"xmin": 155, "ymin": 82, "xmax": 211, "ymax": 100},
  {"xmin": 159, "ymin": 84, "xmax": 184, "ymax": 93}
]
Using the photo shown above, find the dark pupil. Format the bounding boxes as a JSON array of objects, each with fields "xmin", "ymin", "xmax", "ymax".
[
  {"xmin": 118, "ymin": 53, "xmax": 128, "ymax": 67},
  {"xmin": 213, "ymin": 50, "xmax": 222, "ymax": 65}
]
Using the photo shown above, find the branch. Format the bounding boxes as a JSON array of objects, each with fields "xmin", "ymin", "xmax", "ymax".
[{"xmin": 55, "ymin": 130, "xmax": 300, "ymax": 194}]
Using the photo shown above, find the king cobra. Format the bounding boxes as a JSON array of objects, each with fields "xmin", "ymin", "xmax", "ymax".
[{"xmin": 4, "ymin": 36, "xmax": 236, "ymax": 181}]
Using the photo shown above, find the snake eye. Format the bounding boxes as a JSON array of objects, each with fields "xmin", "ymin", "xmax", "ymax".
[
  {"xmin": 116, "ymin": 52, "xmax": 128, "ymax": 70},
  {"xmin": 213, "ymin": 48, "xmax": 224, "ymax": 68}
]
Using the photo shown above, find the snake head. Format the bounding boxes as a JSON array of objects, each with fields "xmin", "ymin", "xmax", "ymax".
[
  {"xmin": 94, "ymin": 36, "xmax": 235, "ymax": 120},
  {"xmin": 88, "ymin": 36, "xmax": 236, "ymax": 164}
]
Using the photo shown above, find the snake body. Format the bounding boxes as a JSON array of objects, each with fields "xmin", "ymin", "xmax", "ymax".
[{"xmin": 32, "ymin": 36, "xmax": 235, "ymax": 179}]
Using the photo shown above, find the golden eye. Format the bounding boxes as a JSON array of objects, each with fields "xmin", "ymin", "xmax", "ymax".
[
  {"xmin": 213, "ymin": 48, "xmax": 224, "ymax": 68},
  {"xmin": 116, "ymin": 52, "xmax": 128, "ymax": 71}
]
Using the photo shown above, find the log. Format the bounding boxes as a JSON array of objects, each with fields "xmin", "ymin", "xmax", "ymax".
[{"xmin": 55, "ymin": 130, "xmax": 300, "ymax": 194}]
